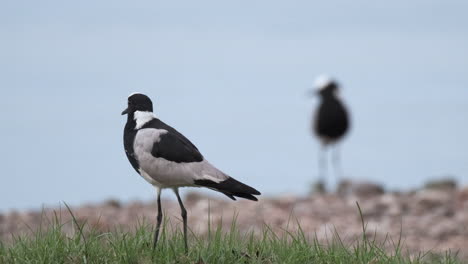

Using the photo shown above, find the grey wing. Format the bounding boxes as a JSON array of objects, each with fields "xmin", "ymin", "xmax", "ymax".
[{"xmin": 133, "ymin": 128, "xmax": 229, "ymax": 187}]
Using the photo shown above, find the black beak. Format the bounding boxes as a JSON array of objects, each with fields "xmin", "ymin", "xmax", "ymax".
[{"xmin": 121, "ymin": 108, "xmax": 129, "ymax": 115}]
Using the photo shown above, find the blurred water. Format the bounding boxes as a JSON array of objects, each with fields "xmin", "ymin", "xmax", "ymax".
[{"xmin": 0, "ymin": 0, "xmax": 467, "ymax": 211}]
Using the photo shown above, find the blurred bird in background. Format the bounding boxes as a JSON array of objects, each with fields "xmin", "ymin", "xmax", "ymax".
[{"xmin": 311, "ymin": 75, "xmax": 350, "ymax": 191}]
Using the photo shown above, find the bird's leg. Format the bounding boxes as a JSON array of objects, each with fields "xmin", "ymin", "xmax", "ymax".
[
  {"xmin": 174, "ymin": 188, "xmax": 188, "ymax": 253},
  {"xmin": 316, "ymin": 144, "xmax": 327, "ymax": 192},
  {"xmin": 153, "ymin": 188, "xmax": 163, "ymax": 250},
  {"xmin": 332, "ymin": 144, "xmax": 343, "ymax": 182}
]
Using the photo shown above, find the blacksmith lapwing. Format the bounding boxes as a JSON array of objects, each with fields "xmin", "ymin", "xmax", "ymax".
[{"xmin": 122, "ymin": 93, "xmax": 260, "ymax": 251}]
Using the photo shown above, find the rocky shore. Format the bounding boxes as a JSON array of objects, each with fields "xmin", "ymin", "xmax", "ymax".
[{"xmin": 1, "ymin": 180, "xmax": 467, "ymax": 259}]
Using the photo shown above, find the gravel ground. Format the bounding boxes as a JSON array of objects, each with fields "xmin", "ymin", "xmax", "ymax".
[{"xmin": 1, "ymin": 181, "xmax": 467, "ymax": 259}]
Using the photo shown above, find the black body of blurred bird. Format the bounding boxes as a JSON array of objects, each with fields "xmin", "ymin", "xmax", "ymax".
[
  {"xmin": 311, "ymin": 76, "xmax": 350, "ymax": 191},
  {"xmin": 121, "ymin": 93, "xmax": 260, "ymax": 252}
]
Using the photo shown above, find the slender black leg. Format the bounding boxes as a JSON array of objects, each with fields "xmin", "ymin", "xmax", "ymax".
[
  {"xmin": 332, "ymin": 144, "xmax": 343, "ymax": 181},
  {"xmin": 174, "ymin": 188, "xmax": 188, "ymax": 253},
  {"xmin": 153, "ymin": 188, "xmax": 162, "ymax": 250},
  {"xmin": 317, "ymin": 144, "xmax": 327, "ymax": 192}
]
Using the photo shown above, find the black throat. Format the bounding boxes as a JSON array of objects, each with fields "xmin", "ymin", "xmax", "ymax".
[
  {"xmin": 125, "ymin": 112, "xmax": 136, "ymax": 129},
  {"xmin": 123, "ymin": 112, "xmax": 139, "ymax": 173}
]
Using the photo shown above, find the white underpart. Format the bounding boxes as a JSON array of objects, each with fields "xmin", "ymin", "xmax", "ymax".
[
  {"xmin": 314, "ymin": 74, "xmax": 333, "ymax": 90},
  {"xmin": 139, "ymin": 168, "xmax": 162, "ymax": 186},
  {"xmin": 134, "ymin": 111, "xmax": 155, "ymax": 129}
]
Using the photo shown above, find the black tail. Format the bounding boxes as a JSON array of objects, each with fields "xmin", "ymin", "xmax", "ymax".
[{"xmin": 194, "ymin": 177, "xmax": 261, "ymax": 201}]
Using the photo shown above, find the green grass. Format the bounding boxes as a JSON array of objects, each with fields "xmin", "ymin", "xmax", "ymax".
[{"xmin": 0, "ymin": 203, "xmax": 461, "ymax": 264}]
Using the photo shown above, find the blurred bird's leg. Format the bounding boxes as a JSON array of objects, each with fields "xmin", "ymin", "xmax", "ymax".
[
  {"xmin": 316, "ymin": 144, "xmax": 327, "ymax": 192},
  {"xmin": 174, "ymin": 188, "xmax": 188, "ymax": 253},
  {"xmin": 332, "ymin": 145, "xmax": 344, "ymax": 181},
  {"xmin": 153, "ymin": 188, "xmax": 163, "ymax": 250}
]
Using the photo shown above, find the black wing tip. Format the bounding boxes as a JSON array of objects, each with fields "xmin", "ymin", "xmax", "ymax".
[
  {"xmin": 251, "ymin": 189, "xmax": 261, "ymax": 195},
  {"xmin": 225, "ymin": 192, "xmax": 259, "ymax": 201},
  {"xmin": 220, "ymin": 191, "xmax": 237, "ymax": 201},
  {"xmin": 194, "ymin": 178, "xmax": 261, "ymax": 201},
  {"xmin": 235, "ymin": 193, "xmax": 258, "ymax": 201},
  {"xmin": 222, "ymin": 177, "xmax": 261, "ymax": 195}
]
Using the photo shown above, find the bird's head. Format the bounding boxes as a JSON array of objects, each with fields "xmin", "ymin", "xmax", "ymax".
[
  {"xmin": 311, "ymin": 75, "xmax": 340, "ymax": 98},
  {"xmin": 121, "ymin": 93, "xmax": 153, "ymax": 115}
]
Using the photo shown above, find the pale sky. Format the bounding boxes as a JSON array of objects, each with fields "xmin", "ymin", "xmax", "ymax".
[{"xmin": 1, "ymin": 0, "xmax": 467, "ymax": 211}]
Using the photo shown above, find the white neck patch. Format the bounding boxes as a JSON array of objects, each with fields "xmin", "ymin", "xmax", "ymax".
[
  {"xmin": 134, "ymin": 111, "xmax": 155, "ymax": 129},
  {"xmin": 314, "ymin": 75, "xmax": 333, "ymax": 90}
]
